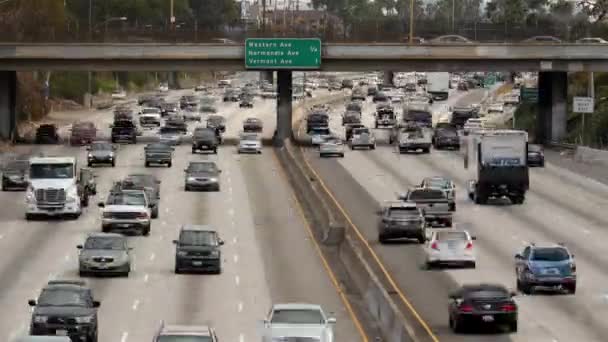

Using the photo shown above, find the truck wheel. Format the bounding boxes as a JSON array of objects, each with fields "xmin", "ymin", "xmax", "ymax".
[
  {"xmin": 25, "ymin": 213, "xmax": 35, "ymax": 221},
  {"xmin": 167, "ymin": 161, "xmax": 172, "ymax": 168},
  {"xmin": 142, "ymin": 227, "xmax": 150, "ymax": 236},
  {"xmin": 87, "ymin": 162, "xmax": 93, "ymax": 167},
  {"xmin": 192, "ymin": 146, "xmax": 197, "ymax": 154},
  {"xmin": 474, "ymin": 188, "xmax": 486, "ymax": 205},
  {"xmin": 145, "ymin": 161, "xmax": 150, "ymax": 167},
  {"xmin": 214, "ymin": 148, "xmax": 218, "ymax": 154},
  {"xmin": 82, "ymin": 196, "xmax": 89, "ymax": 207},
  {"xmin": 449, "ymin": 203, "xmax": 456, "ymax": 211},
  {"xmin": 564, "ymin": 283, "xmax": 576, "ymax": 294},
  {"xmin": 111, "ymin": 160, "xmax": 116, "ymax": 167}
]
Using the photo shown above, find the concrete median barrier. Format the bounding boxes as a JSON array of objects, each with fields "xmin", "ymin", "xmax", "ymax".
[
  {"xmin": 574, "ymin": 145, "xmax": 608, "ymax": 166},
  {"xmin": 275, "ymin": 138, "xmax": 420, "ymax": 342}
]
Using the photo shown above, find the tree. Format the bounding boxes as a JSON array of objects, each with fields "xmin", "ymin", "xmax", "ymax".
[
  {"xmin": 579, "ymin": 0, "xmax": 608, "ymax": 21},
  {"xmin": 485, "ymin": 0, "xmax": 528, "ymax": 25}
]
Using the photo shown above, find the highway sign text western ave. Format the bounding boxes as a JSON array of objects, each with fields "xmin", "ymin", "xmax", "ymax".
[{"xmin": 245, "ymin": 38, "xmax": 321, "ymax": 70}]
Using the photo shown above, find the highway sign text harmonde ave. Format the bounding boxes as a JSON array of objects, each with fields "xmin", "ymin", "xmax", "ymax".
[{"xmin": 245, "ymin": 38, "xmax": 322, "ymax": 69}]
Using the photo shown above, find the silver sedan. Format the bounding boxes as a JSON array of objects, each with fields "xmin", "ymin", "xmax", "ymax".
[
  {"xmin": 319, "ymin": 138, "xmax": 345, "ymax": 158},
  {"xmin": 237, "ymin": 132, "xmax": 262, "ymax": 154}
]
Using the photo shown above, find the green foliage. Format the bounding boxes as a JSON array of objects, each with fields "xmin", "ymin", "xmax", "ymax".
[
  {"xmin": 513, "ymin": 103, "xmax": 537, "ymax": 135},
  {"xmin": 49, "ymin": 71, "xmax": 89, "ymax": 102}
]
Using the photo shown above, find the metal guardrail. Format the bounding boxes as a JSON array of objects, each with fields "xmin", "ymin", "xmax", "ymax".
[{"xmin": 548, "ymin": 141, "xmax": 577, "ymax": 150}]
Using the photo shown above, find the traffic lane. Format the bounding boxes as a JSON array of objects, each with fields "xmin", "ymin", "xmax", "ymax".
[
  {"xmin": 543, "ymin": 148, "xmax": 608, "ymax": 188},
  {"xmin": 300, "ymin": 147, "xmax": 499, "ymax": 341},
  {"xmin": 91, "ymin": 144, "xmax": 268, "ymax": 342},
  {"xmin": 304, "ymin": 146, "xmax": 604, "ymax": 341},
  {"xmin": 238, "ymin": 148, "xmax": 362, "ymax": 341},
  {"xmin": 357, "ymin": 146, "xmax": 606, "ymax": 341}
]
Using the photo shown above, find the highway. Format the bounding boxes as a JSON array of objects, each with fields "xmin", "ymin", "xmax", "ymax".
[
  {"xmin": 301, "ymin": 87, "xmax": 608, "ymax": 341},
  {"xmin": 0, "ymin": 79, "xmax": 362, "ymax": 342}
]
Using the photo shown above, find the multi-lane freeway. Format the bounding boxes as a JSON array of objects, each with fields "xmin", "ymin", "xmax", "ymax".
[
  {"xmin": 302, "ymin": 86, "xmax": 608, "ymax": 341},
  {"xmin": 0, "ymin": 77, "xmax": 363, "ymax": 342}
]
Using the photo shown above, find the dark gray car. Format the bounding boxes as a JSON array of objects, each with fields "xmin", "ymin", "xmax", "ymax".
[
  {"xmin": 173, "ymin": 225, "xmax": 224, "ymax": 274},
  {"xmin": 377, "ymin": 202, "xmax": 426, "ymax": 244},
  {"xmin": 87, "ymin": 141, "xmax": 116, "ymax": 167},
  {"xmin": 2, "ymin": 158, "xmax": 29, "ymax": 191},
  {"xmin": 78, "ymin": 233, "xmax": 132, "ymax": 277},
  {"xmin": 184, "ymin": 161, "xmax": 221, "ymax": 191},
  {"xmin": 144, "ymin": 143, "xmax": 174, "ymax": 167},
  {"xmin": 192, "ymin": 127, "xmax": 220, "ymax": 154}
]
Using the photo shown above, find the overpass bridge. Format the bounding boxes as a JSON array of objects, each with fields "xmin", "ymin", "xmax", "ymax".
[{"xmin": 1, "ymin": 43, "xmax": 603, "ymax": 142}]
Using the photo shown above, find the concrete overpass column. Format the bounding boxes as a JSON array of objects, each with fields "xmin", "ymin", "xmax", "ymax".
[
  {"xmin": 537, "ymin": 72, "xmax": 567, "ymax": 144},
  {"xmin": 0, "ymin": 71, "xmax": 17, "ymax": 141},
  {"xmin": 383, "ymin": 71, "xmax": 394, "ymax": 87},
  {"xmin": 275, "ymin": 70, "xmax": 292, "ymax": 147}
]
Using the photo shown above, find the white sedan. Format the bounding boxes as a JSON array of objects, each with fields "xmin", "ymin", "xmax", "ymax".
[
  {"xmin": 111, "ymin": 90, "xmax": 127, "ymax": 100},
  {"xmin": 260, "ymin": 303, "xmax": 336, "ymax": 342},
  {"xmin": 319, "ymin": 138, "xmax": 345, "ymax": 158},
  {"xmin": 426, "ymin": 230, "xmax": 476, "ymax": 268}
]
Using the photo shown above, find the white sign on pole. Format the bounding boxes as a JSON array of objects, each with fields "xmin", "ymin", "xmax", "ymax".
[{"xmin": 573, "ymin": 96, "xmax": 594, "ymax": 113}]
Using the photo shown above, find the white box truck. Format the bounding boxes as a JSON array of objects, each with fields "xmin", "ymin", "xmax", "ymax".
[
  {"xmin": 426, "ymin": 72, "xmax": 450, "ymax": 101},
  {"xmin": 463, "ymin": 130, "xmax": 529, "ymax": 204}
]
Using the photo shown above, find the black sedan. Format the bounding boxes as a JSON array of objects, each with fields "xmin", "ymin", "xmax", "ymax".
[
  {"xmin": 243, "ymin": 117, "xmax": 263, "ymax": 132},
  {"xmin": 527, "ymin": 144, "xmax": 545, "ymax": 167},
  {"xmin": 449, "ymin": 284, "xmax": 518, "ymax": 333},
  {"xmin": 207, "ymin": 115, "xmax": 226, "ymax": 133}
]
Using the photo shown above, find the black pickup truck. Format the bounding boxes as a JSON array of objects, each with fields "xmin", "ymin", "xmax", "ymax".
[{"xmin": 111, "ymin": 120, "xmax": 137, "ymax": 144}]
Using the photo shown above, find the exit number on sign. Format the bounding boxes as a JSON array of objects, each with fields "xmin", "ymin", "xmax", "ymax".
[
  {"xmin": 573, "ymin": 97, "xmax": 594, "ymax": 113},
  {"xmin": 245, "ymin": 38, "xmax": 321, "ymax": 70}
]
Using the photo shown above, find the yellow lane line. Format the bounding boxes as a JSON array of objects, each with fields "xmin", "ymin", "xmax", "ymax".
[
  {"xmin": 299, "ymin": 146, "xmax": 441, "ymax": 342},
  {"xmin": 271, "ymin": 150, "xmax": 370, "ymax": 342}
]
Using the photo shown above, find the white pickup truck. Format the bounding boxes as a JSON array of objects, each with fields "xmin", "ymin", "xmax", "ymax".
[{"xmin": 98, "ymin": 189, "xmax": 152, "ymax": 236}]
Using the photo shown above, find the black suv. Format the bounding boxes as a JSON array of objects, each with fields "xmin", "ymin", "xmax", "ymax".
[
  {"xmin": 144, "ymin": 143, "xmax": 174, "ymax": 168},
  {"xmin": 173, "ymin": 225, "xmax": 224, "ymax": 274},
  {"xmin": 377, "ymin": 202, "xmax": 426, "ymax": 244},
  {"xmin": 192, "ymin": 127, "xmax": 220, "ymax": 154},
  {"xmin": 111, "ymin": 120, "xmax": 137, "ymax": 144},
  {"xmin": 35, "ymin": 124, "xmax": 60, "ymax": 144},
  {"xmin": 29, "ymin": 280, "xmax": 100, "ymax": 342},
  {"xmin": 448, "ymin": 284, "xmax": 518, "ymax": 333}
]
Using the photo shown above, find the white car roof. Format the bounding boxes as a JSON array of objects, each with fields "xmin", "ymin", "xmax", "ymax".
[{"xmin": 272, "ymin": 303, "xmax": 324, "ymax": 311}]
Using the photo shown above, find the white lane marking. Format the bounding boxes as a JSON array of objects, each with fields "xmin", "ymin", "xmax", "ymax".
[
  {"xmin": 511, "ymin": 235, "xmax": 518, "ymax": 240},
  {"xmin": 227, "ymin": 177, "xmax": 232, "ymax": 184},
  {"xmin": 228, "ymin": 186, "xmax": 233, "ymax": 194},
  {"xmin": 233, "ymin": 236, "xmax": 238, "ymax": 244},
  {"xmin": 161, "ymin": 221, "xmax": 167, "ymax": 226},
  {"xmin": 149, "ymin": 253, "xmax": 156, "ymax": 261},
  {"xmin": 143, "ymin": 274, "xmax": 149, "ymax": 283},
  {"xmin": 64, "ymin": 254, "xmax": 71, "ymax": 262},
  {"xmin": 228, "ymin": 209, "xmax": 235, "ymax": 216},
  {"xmin": 233, "ymin": 254, "xmax": 239, "ymax": 263},
  {"xmin": 238, "ymin": 302, "xmax": 243, "ymax": 312},
  {"xmin": 0, "ymin": 234, "xmax": 4, "ymax": 239},
  {"xmin": 235, "ymin": 275, "xmax": 240, "ymax": 286},
  {"xmin": 132, "ymin": 299, "xmax": 140, "ymax": 311},
  {"xmin": 521, "ymin": 240, "xmax": 528, "ymax": 245},
  {"xmin": 120, "ymin": 332, "xmax": 129, "ymax": 342},
  {"xmin": 239, "ymin": 333, "xmax": 245, "ymax": 342},
  {"xmin": 583, "ymin": 229, "xmax": 591, "ymax": 235},
  {"xmin": 165, "ymin": 208, "xmax": 170, "ymax": 213}
]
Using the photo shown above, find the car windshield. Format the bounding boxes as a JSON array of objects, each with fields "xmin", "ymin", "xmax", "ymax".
[
  {"xmin": 353, "ymin": 128, "xmax": 370, "ymax": 135},
  {"xmin": 90, "ymin": 143, "xmax": 112, "ymax": 151},
  {"xmin": 30, "ymin": 163, "xmax": 74, "ymax": 179},
  {"xmin": 38, "ymin": 289, "xmax": 89, "ymax": 307},
  {"xmin": 73, "ymin": 122, "xmax": 93, "ymax": 130},
  {"xmin": 271, "ymin": 309, "xmax": 325, "ymax": 324},
  {"xmin": 241, "ymin": 134, "xmax": 258, "ymax": 141},
  {"xmin": 408, "ymin": 111, "xmax": 432, "ymax": 122},
  {"xmin": 142, "ymin": 108, "xmax": 159, "ymax": 114},
  {"xmin": 107, "ymin": 192, "xmax": 145, "ymax": 206},
  {"xmin": 529, "ymin": 145, "xmax": 542, "ymax": 152},
  {"xmin": 160, "ymin": 127, "xmax": 182, "ymax": 134},
  {"xmin": 126, "ymin": 175, "xmax": 155, "ymax": 187},
  {"xmin": 408, "ymin": 190, "xmax": 445, "ymax": 200},
  {"xmin": 426, "ymin": 179, "xmax": 450, "ymax": 189},
  {"xmin": 388, "ymin": 207, "xmax": 418, "ymax": 217},
  {"xmin": 194, "ymin": 129, "xmax": 215, "ymax": 138},
  {"xmin": 346, "ymin": 103, "xmax": 361, "ymax": 111},
  {"xmin": 311, "ymin": 128, "xmax": 330, "ymax": 135},
  {"xmin": 147, "ymin": 144, "xmax": 171, "ymax": 151},
  {"xmin": 437, "ymin": 129, "xmax": 458, "ymax": 137},
  {"xmin": 180, "ymin": 230, "xmax": 218, "ymax": 246},
  {"xmin": 188, "ymin": 163, "xmax": 217, "ymax": 173},
  {"xmin": 437, "ymin": 231, "xmax": 467, "ymax": 241},
  {"xmin": 84, "ymin": 236, "xmax": 125, "ymax": 250},
  {"xmin": 531, "ymin": 248, "xmax": 570, "ymax": 261},
  {"xmin": 157, "ymin": 336, "xmax": 213, "ymax": 342},
  {"xmin": 464, "ymin": 288, "xmax": 509, "ymax": 300},
  {"xmin": 208, "ymin": 116, "xmax": 224, "ymax": 124}
]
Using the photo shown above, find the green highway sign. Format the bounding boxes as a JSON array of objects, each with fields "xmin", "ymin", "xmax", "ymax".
[
  {"xmin": 521, "ymin": 87, "xmax": 538, "ymax": 103},
  {"xmin": 245, "ymin": 38, "xmax": 322, "ymax": 70}
]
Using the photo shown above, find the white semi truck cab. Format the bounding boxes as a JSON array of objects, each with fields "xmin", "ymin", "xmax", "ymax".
[{"xmin": 25, "ymin": 156, "xmax": 82, "ymax": 220}]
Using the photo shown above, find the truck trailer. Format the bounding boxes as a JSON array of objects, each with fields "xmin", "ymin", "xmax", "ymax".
[{"xmin": 463, "ymin": 130, "xmax": 529, "ymax": 205}]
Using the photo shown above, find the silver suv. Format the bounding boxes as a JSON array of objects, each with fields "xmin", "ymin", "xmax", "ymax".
[{"xmin": 153, "ymin": 322, "xmax": 218, "ymax": 342}]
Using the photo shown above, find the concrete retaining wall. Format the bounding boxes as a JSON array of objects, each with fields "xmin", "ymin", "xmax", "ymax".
[{"xmin": 574, "ymin": 145, "xmax": 608, "ymax": 166}]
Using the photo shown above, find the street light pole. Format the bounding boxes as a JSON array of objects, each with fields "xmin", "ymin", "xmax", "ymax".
[
  {"xmin": 88, "ymin": 0, "xmax": 93, "ymax": 103},
  {"xmin": 451, "ymin": 0, "xmax": 455, "ymax": 33},
  {"xmin": 408, "ymin": 0, "xmax": 414, "ymax": 43}
]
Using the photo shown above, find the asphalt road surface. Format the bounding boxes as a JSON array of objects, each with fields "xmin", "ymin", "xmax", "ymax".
[
  {"xmin": 0, "ymin": 82, "xmax": 361, "ymax": 342},
  {"xmin": 303, "ymin": 88, "xmax": 608, "ymax": 341}
]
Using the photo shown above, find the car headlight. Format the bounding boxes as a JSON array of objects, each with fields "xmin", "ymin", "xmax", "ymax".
[
  {"xmin": 87, "ymin": 153, "xmax": 93, "ymax": 159},
  {"xmin": 75, "ymin": 315, "xmax": 94, "ymax": 324},
  {"xmin": 25, "ymin": 189, "xmax": 36, "ymax": 203},
  {"xmin": 187, "ymin": 177, "xmax": 196, "ymax": 182},
  {"xmin": 102, "ymin": 212, "xmax": 112, "ymax": 219},
  {"xmin": 209, "ymin": 250, "xmax": 220, "ymax": 258},
  {"xmin": 33, "ymin": 315, "xmax": 48, "ymax": 323},
  {"xmin": 209, "ymin": 177, "xmax": 218, "ymax": 182},
  {"xmin": 177, "ymin": 251, "xmax": 188, "ymax": 257}
]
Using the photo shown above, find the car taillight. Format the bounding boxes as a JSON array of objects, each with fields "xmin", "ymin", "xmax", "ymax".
[
  {"xmin": 459, "ymin": 304, "xmax": 473, "ymax": 313},
  {"xmin": 431, "ymin": 242, "xmax": 439, "ymax": 250},
  {"xmin": 501, "ymin": 304, "xmax": 517, "ymax": 312},
  {"xmin": 137, "ymin": 212, "xmax": 148, "ymax": 219},
  {"xmin": 465, "ymin": 242, "xmax": 473, "ymax": 249}
]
